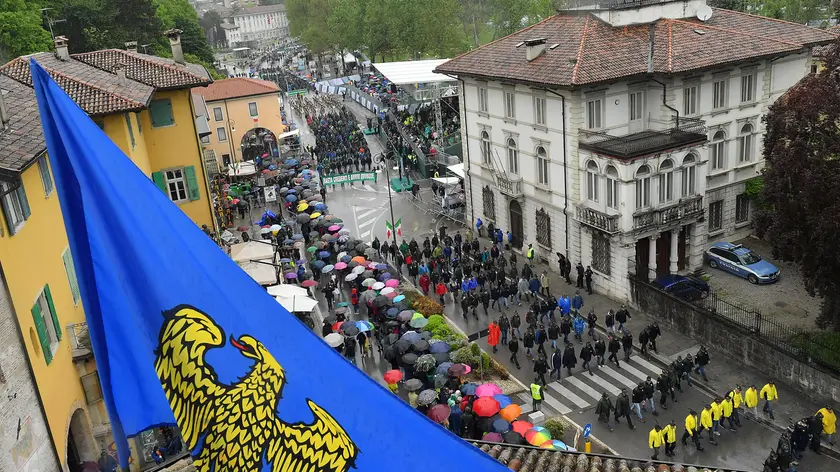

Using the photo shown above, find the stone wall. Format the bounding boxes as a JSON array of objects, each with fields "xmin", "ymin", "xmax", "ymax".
[{"xmin": 629, "ymin": 277, "xmax": 840, "ymax": 404}]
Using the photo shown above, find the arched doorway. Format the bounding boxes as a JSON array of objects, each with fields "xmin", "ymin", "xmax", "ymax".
[
  {"xmin": 67, "ymin": 408, "xmax": 96, "ymax": 472},
  {"xmin": 509, "ymin": 200, "xmax": 524, "ymax": 250},
  {"xmin": 240, "ymin": 127, "xmax": 278, "ymax": 161}
]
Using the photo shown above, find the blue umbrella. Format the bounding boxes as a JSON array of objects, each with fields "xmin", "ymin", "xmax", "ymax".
[
  {"xmin": 287, "ymin": 188, "xmax": 298, "ymax": 194},
  {"xmin": 285, "ymin": 159, "xmax": 298, "ymax": 165},
  {"xmin": 393, "ymin": 295, "xmax": 405, "ymax": 303},
  {"xmin": 282, "ymin": 239, "xmax": 294, "ymax": 245},
  {"xmin": 340, "ymin": 255, "xmax": 352, "ymax": 263},
  {"xmin": 317, "ymin": 251, "xmax": 331, "ymax": 259},
  {"xmin": 279, "ymin": 258, "xmax": 291, "ymax": 263},
  {"xmin": 291, "ymin": 234, "xmax": 304, "ymax": 240},
  {"xmin": 491, "ymin": 419, "xmax": 511, "ymax": 433},
  {"xmin": 429, "ymin": 342, "xmax": 450, "ymax": 353},
  {"xmin": 378, "ymin": 273, "xmax": 391, "ymax": 281},
  {"xmin": 285, "ymin": 194, "xmax": 297, "ymax": 202},
  {"xmin": 386, "ymin": 307, "xmax": 399, "ymax": 318},
  {"xmin": 460, "ymin": 382, "xmax": 478, "ymax": 396},
  {"xmin": 312, "ymin": 260, "xmax": 326, "ymax": 270},
  {"xmin": 375, "ymin": 263, "xmax": 388, "ymax": 270},
  {"xmin": 268, "ymin": 164, "xmax": 277, "ymax": 170},
  {"xmin": 437, "ymin": 362, "xmax": 454, "ymax": 376},
  {"xmin": 314, "ymin": 203, "xmax": 327, "ymax": 211},
  {"xmin": 401, "ymin": 331, "xmax": 421, "ymax": 344},
  {"xmin": 493, "ymin": 394, "xmax": 512, "ymax": 409}
]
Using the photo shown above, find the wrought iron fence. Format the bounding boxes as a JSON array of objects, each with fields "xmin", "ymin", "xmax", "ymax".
[
  {"xmin": 68, "ymin": 322, "xmax": 91, "ymax": 350},
  {"xmin": 579, "ymin": 117, "xmax": 708, "ymax": 160}
]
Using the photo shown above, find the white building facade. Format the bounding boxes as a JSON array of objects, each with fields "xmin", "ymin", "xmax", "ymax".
[
  {"xmin": 230, "ymin": 4, "xmax": 289, "ymax": 47},
  {"xmin": 440, "ymin": 0, "xmax": 834, "ymax": 301}
]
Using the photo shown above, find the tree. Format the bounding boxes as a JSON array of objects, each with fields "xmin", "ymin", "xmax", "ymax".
[
  {"xmin": 0, "ymin": 0, "xmax": 52, "ymax": 63},
  {"xmin": 199, "ymin": 10, "xmax": 224, "ymax": 48},
  {"xmin": 157, "ymin": 0, "xmax": 215, "ymax": 63},
  {"xmin": 756, "ymin": 40, "xmax": 840, "ymax": 331}
]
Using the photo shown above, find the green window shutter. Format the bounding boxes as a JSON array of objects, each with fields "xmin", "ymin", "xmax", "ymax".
[
  {"xmin": 151, "ymin": 171, "xmax": 167, "ymax": 193},
  {"xmin": 184, "ymin": 166, "xmax": 201, "ymax": 201},
  {"xmin": 150, "ymin": 99, "xmax": 174, "ymax": 127},
  {"xmin": 1, "ymin": 191, "xmax": 15, "ymax": 235},
  {"xmin": 16, "ymin": 184, "xmax": 30, "ymax": 219},
  {"xmin": 63, "ymin": 249, "xmax": 81, "ymax": 304},
  {"xmin": 125, "ymin": 114, "xmax": 135, "ymax": 149},
  {"xmin": 135, "ymin": 112, "xmax": 142, "ymax": 134},
  {"xmin": 44, "ymin": 284, "xmax": 62, "ymax": 341},
  {"xmin": 31, "ymin": 301, "xmax": 53, "ymax": 365}
]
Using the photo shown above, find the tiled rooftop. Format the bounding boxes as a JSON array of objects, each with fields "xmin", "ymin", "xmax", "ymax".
[
  {"xmin": 194, "ymin": 77, "xmax": 280, "ymax": 102},
  {"xmin": 0, "ymin": 75, "xmax": 46, "ymax": 173},
  {"xmin": 72, "ymin": 49, "xmax": 212, "ymax": 90},
  {"xmin": 812, "ymin": 25, "xmax": 840, "ymax": 57},
  {"xmin": 436, "ymin": 8, "xmax": 837, "ymax": 86}
]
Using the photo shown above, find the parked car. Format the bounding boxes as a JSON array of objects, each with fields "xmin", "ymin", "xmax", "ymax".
[
  {"xmin": 704, "ymin": 242, "xmax": 780, "ymax": 284},
  {"xmin": 653, "ymin": 274, "xmax": 710, "ymax": 301}
]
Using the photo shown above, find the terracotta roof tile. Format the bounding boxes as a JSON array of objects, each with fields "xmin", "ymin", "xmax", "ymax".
[
  {"xmin": 436, "ymin": 8, "xmax": 837, "ymax": 86},
  {"xmin": 812, "ymin": 25, "xmax": 840, "ymax": 57},
  {"xmin": 0, "ymin": 75, "xmax": 46, "ymax": 172},
  {"xmin": 72, "ymin": 49, "xmax": 212, "ymax": 90},
  {"xmin": 194, "ymin": 77, "xmax": 280, "ymax": 102}
]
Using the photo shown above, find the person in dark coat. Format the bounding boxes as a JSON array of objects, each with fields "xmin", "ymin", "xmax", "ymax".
[
  {"xmin": 535, "ymin": 324, "xmax": 547, "ymax": 356},
  {"xmin": 622, "ymin": 330, "xmax": 634, "ymax": 362},
  {"xmin": 548, "ymin": 320, "xmax": 560, "ymax": 350},
  {"xmin": 644, "ymin": 376, "xmax": 657, "ymax": 415},
  {"xmin": 460, "ymin": 294, "xmax": 470, "ymax": 320},
  {"xmin": 562, "ymin": 342, "xmax": 577, "ymax": 376},
  {"xmin": 695, "ymin": 345, "xmax": 711, "ymax": 381},
  {"xmin": 322, "ymin": 319, "xmax": 333, "ymax": 337},
  {"xmin": 551, "ymin": 348, "xmax": 563, "ymax": 380},
  {"xmin": 560, "ymin": 317, "xmax": 571, "ymax": 344},
  {"xmin": 595, "ymin": 336, "xmax": 606, "ymax": 366},
  {"xmin": 533, "ymin": 354, "xmax": 548, "ymax": 385},
  {"xmin": 580, "ymin": 342, "xmax": 594, "ymax": 376},
  {"xmin": 657, "ymin": 373, "xmax": 673, "ymax": 409},
  {"xmin": 461, "ymin": 406, "xmax": 477, "ymax": 439},
  {"xmin": 596, "ymin": 392, "xmax": 615, "ymax": 431},
  {"xmin": 648, "ymin": 322, "xmax": 661, "ymax": 353},
  {"xmin": 499, "ymin": 313, "xmax": 510, "ymax": 346},
  {"xmin": 584, "ymin": 266, "xmax": 593, "ymax": 294},
  {"xmin": 511, "ymin": 312, "xmax": 522, "ymax": 339},
  {"xmin": 575, "ymin": 262, "xmax": 585, "ymax": 289},
  {"xmin": 608, "ymin": 335, "xmax": 621, "ymax": 368},
  {"xmin": 523, "ymin": 327, "xmax": 536, "ymax": 359},
  {"xmin": 639, "ymin": 327, "xmax": 650, "ymax": 356},
  {"xmin": 615, "ymin": 388, "xmax": 635, "ymax": 429},
  {"xmin": 615, "ymin": 304, "xmax": 631, "ymax": 331},
  {"xmin": 508, "ymin": 336, "xmax": 521, "ymax": 369}
]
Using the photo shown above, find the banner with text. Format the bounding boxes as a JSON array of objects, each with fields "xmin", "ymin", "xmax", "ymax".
[{"xmin": 323, "ymin": 172, "xmax": 376, "ymax": 186}]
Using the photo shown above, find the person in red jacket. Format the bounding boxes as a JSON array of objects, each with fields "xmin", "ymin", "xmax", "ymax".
[
  {"xmin": 488, "ymin": 320, "xmax": 502, "ymax": 353},
  {"xmin": 435, "ymin": 282, "xmax": 447, "ymax": 305},
  {"xmin": 350, "ymin": 288, "xmax": 359, "ymax": 314},
  {"xmin": 419, "ymin": 273, "xmax": 431, "ymax": 295}
]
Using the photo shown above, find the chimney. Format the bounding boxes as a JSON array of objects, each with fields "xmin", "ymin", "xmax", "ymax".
[
  {"xmin": 165, "ymin": 29, "xmax": 185, "ymax": 65},
  {"xmin": 54, "ymin": 36, "xmax": 70, "ymax": 61},
  {"xmin": 125, "ymin": 41, "xmax": 138, "ymax": 53},
  {"xmin": 115, "ymin": 62, "xmax": 127, "ymax": 86},
  {"xmin": 0, "ymin": 89, "xmax": 10, "ymax": 133},
  {"xmin": 519, "ymin": 38, "xmax": 547, "ymax": 62}
]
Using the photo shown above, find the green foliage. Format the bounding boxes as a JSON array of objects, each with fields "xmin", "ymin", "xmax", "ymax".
[
  {"xmin": 157, "ymin": 0, "xmax": 214, "ymax": 63},
  {"xmin": 426, "ymin": 314, "xmax": 447, "ymax": 332},
  {"xmin": 0, "ymin": 0, "xmax": 53, "ymax": 63},
  {"xmin": 410, "ymin": 294, "xmax": 443, "ymax": 317},
  {"xmin": 469, "ymin": 342, "xmax": 480, "ymax": 356},
  {"xmin": 543, "ymin": 419, "xmax": 565, "ymax": 441},
  {"xmin": 790, "ymin": 331, "xmax": 840, "ymax": 370},
  {"xmin": 744, "ymin": 176, "xmax": 764, "ymax": 199}
]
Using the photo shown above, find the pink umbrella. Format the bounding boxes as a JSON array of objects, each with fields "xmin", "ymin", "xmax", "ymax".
[
  {"xmin": 385, "ymin": 291, "xmax": 398, "ymax": 299},
  {"xmin": 367, "ymin": 262, "xmax": 379, "ymax": 269},
  {"xmin": 385, "ymin": 279, "xmax": 399, "ymax": 288},
  {"xmin": 328, "ymin": 225, "xmax": 341, "ymax": 232},
  {"xmin": 475, "ymin": 383, "xmax": 503, "ymax": 397},
  {"xmin": 301, "ymin": 280, "xmax": 318, "ymax": 287},
  {"xmin": 334, "ymin": 262, "xmax": 347, "ymax": 270}
]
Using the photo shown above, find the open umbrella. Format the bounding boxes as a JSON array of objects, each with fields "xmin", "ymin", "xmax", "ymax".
[
  {"xmin": 415, "ymin": 354, "xmax": 435, "ymax": 372},
  {"xmin": 492, "ymin": 419, "xmax": 511, "ymax": 434},
  {"xmin": 473, "ymin": 397, "xmax": 501, "ymax": 417},
  {"xmin": 285, "ymin": 194, "xmax": 297, "ymax": 202},
  {"xmin": 404, "ymin": 379, "xmax": 423, "ymax": 391},
  {"xmin": 354, "ymin": 266, "xmax": 368, "ymax": 276},
  {"xmin": 401, "ymin": 353, "xmax": 418, "ymax": 365},
  {"xmin": 324, "ymin": 333, "xmax": 343, "ymax": 347},
  {"xmin": 434, "ymin": 373, "xmax": 448, "ymax": 388},
  {"xmin": 297, "ymin": 214, "xmax": 310, "ymax": 223},
  {"xmin": 284, "ymin": 272, "xmax": 298, "ymax": 279},
  {"xmin": 321, "ymin": 264, "xmax": 334, "ymax": 273},
  {"xmin": 409, "ymin": 317, "xmax": 428, "ymax": 329},
  {"xmin": 361, "ymin": 277, "xmax": 376, "ymax": 286},
  {"xmin": 427, "ymin": 404, "xmax": 450, "ymax": 424},
  {"xmin": 432, "ymin": 352, "xmax": 450, "ymax": 364},
  {"xmin": 317, "ymin": 250, "xmax": 331, "ymax": 259},
  {"xmin": 540, "ymin": 440, "xmax": 572, "ymax": 451},
  {"xmin": 417, "ymin": 389, "xmax": 437, "ymax": 406},
  {"xmin": 525, "ymin": 427, "xmax": 551, "ymax": 446},
  {"xmin": 429, "ymin": 342, "xmax": 450, "ymax": 353},
  {"xmin": 460, "ymin": 383, "xmax": 479, "ymax": 396},
  {"xmin": 384, "ymin": 333, "xmax": 399, "ymax": 345},
  {"xmin": 334, "ymin": 262, "xmax": 347, "ymax": 270},
  {"xmin": 328, "ymin": 224, "xmax": 342, "ymax": 232},
  {"xmin": 437, "ymin": 362, "xmax": 454, "ymax": 376},
  {"xmin": 400, "ymin": 331, "xmax": 421, "ymax": 344},
  {"xmin": 482, "ymin": 432, "xmax": 504, "ymax": 443},
  {"xmin": 344, "ymin": 273, "xmax": 357, "ymax": 282},
  {"xmin": 412, "ymin": 340, "xmax": 430, "ymax": 352},
  {"xmin": 351, "ymin": 256, "xmax": 366, "ymax": 264},
  {"xmin": 380, "ymin": 287, "xmax": 395, "ymax": 295},
  {"xmin": 384, "ymin": 279, "xmax": 399, "ymax": 288},
  {"xmin": 393, "ymin": 294, "xmax": 406, "ymax": 303},
  {"xmin": 511, "ymin": 420, "xmax": 533, "ymax": 436},
  {"xmin": 503, "ymin": 431, "xmax": 526, "ymax": 445},
  {"xmin": 493, "ymin": 394, "xmax": 512, "ymax": 409},
  {"xmin": 448, "ymin": 363, "xmax": 470, "ymax": 377},
  {"xmin": 373, "ymin": 296, "xmax": 391, "ymax": 307},
  {"xmin": 499, "ymin": 404, "xmax": 522, "ymax": 422},
  {"xmin": 300, "ymin": 280, "xmax": 317, "ymax": 287},
  {"xmin": 356, "ymin": 320, "xmax": 374, "ymax": 332},
  {"xmin": 312, "ymin": 260, "xmax": 326, "ymax": 270},
  {"xmin": 475, "ymin": 383, "xmax": 503, "ymax": 397},
  {"xmin": 342, "ymin": 325, "xmax": 360, "ymax": 337},
  {"xmin": 383, "ymin": 369, "xmax": 402, "ymax": 384},
  {"xmin": 392, "ymin": 340, "xmax": 411, "ymax": 354}
]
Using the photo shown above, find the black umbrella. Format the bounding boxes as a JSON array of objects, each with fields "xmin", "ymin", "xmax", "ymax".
[
  {"xmin": 385, "ymin": 321, "xmax": 400, "ymax": 330},
  {"xmin": 401, "ymin": 353, "xmax": 418, "ymax": 365},
  {"xmin": 412, "ymin": 340, "xmax": 430, "ymax": 352},
  {"xmin": 405, "ymin": 378, "xmax": 423, "ymax": 391},
  {"xmin": 355, "ymin": 243, "xmax": 367, "ymax": 253},
  {"xmin": 392, "ymin": 339, "xmax": 411, "ymax": 354},
  {"xmin": 503, "ymin": 431, "xmax": 526, "ymax": 445},
  {"xmin": 434, "ymin": 373, "xmax": 448, "ymax": 388},
  {"xmin": 373, "ymin": 296, "xmax": 391, "ymax": 307},
  {"xmin": 420, "ymin": 331, "xmax": 432, "ymax": 340},
  {"xmin": 433, "ymin": 352, "xmax": 450, "ymax": 364},
  {"xmin": 384, "ymin": 333, "xmax": 399, "ymax": 345},
  {"xmin": 296, "ymin": 213, "xmax": 310, "ymax": 223},
  {"xmin": 323, "ymin": 315, "xmax": 337, "ymax": 324},
  {"xmin": 343, "ymin": 325, "xmax": 360, "ymax": 337}
]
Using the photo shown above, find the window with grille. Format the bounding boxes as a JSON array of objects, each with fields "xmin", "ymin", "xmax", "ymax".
[
  {"xmin": 536, "ymin": 147, "xmax": 549, "ymax": 185},
  {"xmin": 709, "ymin": 200, "xmax": 723, "ymax": 231},
  {"xmin": 482, "ymin": 186, "xmax": 495, "ymax": 220},
  {"xmin": 713, "ymin": 79, "xmax": 727, "ymax": 109},
  {"xmin": 736, "ymin": 194, "xmax": 750, "ymax": 223},
  {"xmin": 591, "ymin": 233, "xmax": 611, "ymax": 275},
  {"xmin": 535, "ymin": 208, "xmax": 551, "ymax": 247}
]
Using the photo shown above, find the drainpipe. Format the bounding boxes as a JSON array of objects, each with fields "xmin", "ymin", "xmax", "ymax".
[
  {"xmin": 542, "ymin": 88, "xmax": 570, "ymax": 254},
  {"xmin": 0, "ymin": 262, "xmax": 64, "ymax": 469},
  {"xmin": 647, "ymin": 24, "xmax": 680, "ymax": 127}
]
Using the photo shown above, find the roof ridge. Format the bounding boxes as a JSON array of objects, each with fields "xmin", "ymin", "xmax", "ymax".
[
  {"xmin": 44, "ymin": 65, "xmax": 147, "ymax": 108},
  {"xmin": 571, "ymin": 16, "xmax": 591, "ymax": 85},
  {"xmin": 240, "ymin": 77, "xmax": 279, "ymax": 90},
  {"xmin": 122, "ymin": 50, "xmax": 208, "ymax": 82},
  {"xmin": 715, "ymin": 7, "xmax": 831, "ymax": 32},
  {"xmin": 667, "ymin": 21, "xmax": 673, "ymax": 72},
  {"xmin": 670, "ymin": 18, "xmax": 803, "ymax": 48}
]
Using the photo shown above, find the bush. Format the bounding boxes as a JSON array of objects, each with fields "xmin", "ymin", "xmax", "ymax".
[
  {"xmin": 426, "ymin": 314, "xmax": 446, "ymax": 332},
  {"xmin": 451, "ymin": 345, "xmax": 477, "ymax": 366},
  {"xmin": 411, "ymin": 295, "xmax": 443, "ymax": 317},
  {"xmin": 448, "ymin": 332, "xmax": 468, "ymax": 350},
  {"xmin": 470, "ymin": 342, "xmax": 481, "ymax": 356},
  {"xmin": 543, "ymin": 419, "xmax": 565, "ymax": 441}
]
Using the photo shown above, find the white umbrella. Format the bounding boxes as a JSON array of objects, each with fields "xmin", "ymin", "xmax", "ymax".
[
  {"xmin": 324, "ymin": 332, "xmax": 344, "ymax": 347},
  {"xmin": 260, "ymin": 227, "xmax": 271, "ymax": 235},
  {"xmin": 275, "ymin": 295, "xmax": 318, "ymax": 312},
  {"xmin": 371, "ymin": 282, "xmax": 385, "ymax": 290},
  {"xmin": 238, "ymin": 261, "xmax": 277, "ymax": 285},
  {"xmin": 230, "ymin": 241, "xmax": 275, "ymax": 262},
  {"xmin": 380, "ymin": 287, "xmax": 395, "ymax": 295},
  {"xmin": 270, "ymin": 224, "xmax": 282, "ymax": 233},
  {"xmin": 345, "ymin": 273, "xmax": 358, "ymax": 281},
  {"xmin": 267, "ymin": 284, "xmax": 308, "ymax": 297},
  {"xmin": 352, "ymin": 265, "xmax": 366, "ymax": 275}
]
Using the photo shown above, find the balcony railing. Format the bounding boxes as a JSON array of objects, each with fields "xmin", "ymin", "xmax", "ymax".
[
  {"xmin": 633, "ymin": 195, "xmax": 705, "ymax": 231},
  {"xmin": 567, "ymin": 0, "xmax": 671, "ymax": 10},
  {"xmin": 580, "ymin": 117, "xmax": 708, "ymax": 160},
  {"xmin": 68, "ymin": 322, "xmax": 93, "ymax": 360},
  {"xmin": 495, "ymin": 174, "xmax": 523, "ymax": 198},
  {"xmin": 576, "ymin": 205, "xmax": 620, "ymax": 234}
]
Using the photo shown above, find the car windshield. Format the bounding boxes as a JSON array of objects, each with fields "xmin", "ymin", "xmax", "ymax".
[{"xmin": 739, "ymin": 251, "xmax": 761, "ymax": 265}]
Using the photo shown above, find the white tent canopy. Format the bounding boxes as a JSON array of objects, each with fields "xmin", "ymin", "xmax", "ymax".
[
  {"xmin": 267, "ymin": 284, "xmax": 309, "ymax": 298},
  {"xmin": 448, "ymin": 163, "xmax": 465, "ymax": 179},
  {"xmin": 432, "ymin": 177, "xmax": 460, "ymax": 185},
  {"xmin": 344, "ymin": 52, "xmax": 357, "ymax": 63},
  {"xmin": 278, "ymin": 128, "xmax": 300, "ymax": 140},
  {"xmin": 230, "ymin": 241, "xmax": 275, "ymax": 263},
  {"xmin": 228, "ymin": 161, "xmax": 257, "ymax": 177},
  {"xmin": 238, "ymin": 261, "xmax": 277, "ymax": 286},
  {"xmin": 275, "ymin": 295, "xmax": 318, "ymax": 313},
  {"xmin": 372, "ymin": 59, "xmax": 453, "ymax": 85}
]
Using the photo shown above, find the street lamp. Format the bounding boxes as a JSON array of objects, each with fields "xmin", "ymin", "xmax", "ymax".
[{"xmin": 375, "ymin": 153, "xmax": 400, "ymax": 253}]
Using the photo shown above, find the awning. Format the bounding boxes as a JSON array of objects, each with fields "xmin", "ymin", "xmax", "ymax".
[
  {"xmin": 238, "ymin": 261, "xmax": 277, "ymax": 286},
  {"xmin": 278, "ymin": 129, "xmax": 300, "ymax": 140},
  {"xmin": 228, "ymin": 161, "xmax": 257, "ymax": 177},
  {"xmin": 448, "ymin": 163, "xmax": 465, "ymax": 179},
  {"xmin": 267, "ymin": 284, "xmax": 309, "ymax": 297},
  {"xmin": 372, "ymin": 59, "xmax": 454, "ymax": 85},
  {"xmin": 433, "ymin": 177, "xmax": 460, "ymax": 185},
  {"xmin": 230, "ymin": 241, "xmax": 275, "ymax": 263},
  {"xmin": 275, "ymin": 295, "xmax": 318, "ymax": 313},
  {"xmin": 344, "ymin": 52, "xmax": 357, "ymax": 63}
]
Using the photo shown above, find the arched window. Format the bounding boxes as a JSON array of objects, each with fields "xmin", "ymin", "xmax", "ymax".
[
  {"xmin": 481, "ymin": 131, "xmax": 491, "ymax": 165},
  {"xmin": 635, "ymin": 165, "xmax": 651, "ymax": 209},
  {"xmin": 711, "ymin": 130, "xmax": 726, "ymax": 170},
  {"xmin": 506, "ymin": 138, "xmax": 519, "ymax": 174},
  {"xmin": 606, "ymin": 166, "xmax": 619, "ymax": 209},
  {"xmin": 536, "ymin": 146, "xmax": 549, "ymax": 185},
  {"xmin": 682, "ymin": 153, "xmax": 697, "ymax": 196},
  {"xmin": 659, "ymin": 159, "xmax": 674, "ymax": 203},
  {"xmin": 738, "ymin": 124, "xmax": 753, "ymax": 163},
  {"xmin": 586, "ymin": 161, "xmax": 599, "ymax": 202}
]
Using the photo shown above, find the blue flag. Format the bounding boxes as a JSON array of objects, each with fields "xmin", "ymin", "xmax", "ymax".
[{"xmin": 30, "ymin": 59, "xmax": 504, "ymax": 471}]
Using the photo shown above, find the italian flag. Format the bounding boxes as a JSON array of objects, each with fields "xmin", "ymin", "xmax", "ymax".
[{"xmin": 386, "ymin": 218, "xmax": 402, "ymax": 239}]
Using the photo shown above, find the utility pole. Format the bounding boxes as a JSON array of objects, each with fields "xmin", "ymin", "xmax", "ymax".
[
  {"xmin": 40, "ymin": 8, "xmax": 66, "ymax": 41},
  {"xmin": 376, "ymin": 153, "xmax": 400, "ymax": 252}
]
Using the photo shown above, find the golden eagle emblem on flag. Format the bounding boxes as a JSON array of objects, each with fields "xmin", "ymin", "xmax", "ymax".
[{"xmin": 153, "ymin": 306, "xmax": 358, "ymax": 471}]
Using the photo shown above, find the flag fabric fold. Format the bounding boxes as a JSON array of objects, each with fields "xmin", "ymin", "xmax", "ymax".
[{"xmin": 30, "ymin": 59, "xmax": 504, "ymax": 471}]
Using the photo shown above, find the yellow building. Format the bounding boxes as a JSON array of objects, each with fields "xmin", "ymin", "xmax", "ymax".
[
  {"xmin": 0, "ymin": 32, "xmax": 213, "ymax": 471},
  {"xmin": 194, "ymin": 77, "xmax": 286, "ymax": 170}
]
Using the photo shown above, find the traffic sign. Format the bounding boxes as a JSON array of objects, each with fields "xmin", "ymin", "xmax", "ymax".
[{"xmin": 583, "ymin": 423, "xmax": 592, "ymax": 439}]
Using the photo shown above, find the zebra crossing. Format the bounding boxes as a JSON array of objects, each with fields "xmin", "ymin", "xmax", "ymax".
[{"xmin": 517, "ymin": 355, "xmax": 664, "ymax": 417}]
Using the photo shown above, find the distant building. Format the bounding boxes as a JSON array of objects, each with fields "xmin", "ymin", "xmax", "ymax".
[
  {"xmin": 220, "ymin": 22, "xmax": 241, "ymax": 48},
  {"xmin": 229, "ymin": 4, "xmax": 289, "ymax": 48}
]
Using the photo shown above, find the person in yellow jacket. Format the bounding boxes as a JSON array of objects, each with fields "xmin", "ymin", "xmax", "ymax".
[
  {"xmin": 745, "ymin": 384, "xmax": 759, "ymax": 419},
  {"xmin": 663, "ymin": 420, "xmax": 678, "ymax": 457},
  {"xmin": 722, "ymin": 394, "xmax": 736, "ymax": 431},
  {"xmin": 760, "ymin": 381, "xmax": 778, "ymax": 420},
  {"xmin": 817, "ymin": 406, "xmax": 836, "ymax": 446},
  {"xmin": 681, "ymin": 410, "xmax": 704, "ymax": 451},
  {"xmin": 648, "ymin": 424, "xmax": 663, "ymax": 460},
  {"xmin": 710, "ymin": 399, "xmax": 723, "ymax": 436},
  {"xmin": 730, "ymin": 386, "xmax": 744, "ymax": 427},
  {"xmin": 700, "ymin": 405, "xmax": 718, "ymax": 445}
]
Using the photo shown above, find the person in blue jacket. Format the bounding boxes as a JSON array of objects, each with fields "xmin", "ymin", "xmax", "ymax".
[
  {"xmin": 558, "ymin": 294, "xmax": 571, "ymax": 316},
  {"xmin": 495, "ymin": 229, "xmax": 504, "ymax": 251},
  {"xmin": 571, "ymin": 290, "xmax": 584, "ymax": 314},
  {"xmin": 507, "ymin": 231, "xmax": 514, "ymax": 248},
  {"xmin": 573, "ymin": 312, "xmax": 586, "ymax": 342},
  {"xmin": 476, "ymin": 218, "xmax": 483, "ymax": 236},
  {"xmin": 529, "ymin": 276, "xmax": 541, "ymax": 297}
]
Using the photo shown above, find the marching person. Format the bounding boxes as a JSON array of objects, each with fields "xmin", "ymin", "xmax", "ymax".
[
  {"xmin": 694, "ymin": 345, "xmax": 711, "ymax": 381},
  {"xmin": 730, "ymin": 386, "xmax": 744, "ymax": 427},
  {"xmin": 649, "ymin": 424, "xmax": 663, "ymax": 460},
  {"xmin": 533, "ymin": 353, "xmax": 549, "ymax": 385},
  {"xmin": 595, "ymin": 392, "xmax": 615, "ymax": 432},
  {"xmin": 580, "ymin": 341, "xmax": 595, "ymax": 376},
  {"xmin": 663, "ymin": 420, "xmax": 678, "ymax": 457},
  {"xmin": 745, "ymin": 384, "xmax": 759, "ymax": 419},
  {"xmin": 722, "ymin": 393, "xmax": 737, "ymax": 432},
  {"xmin": 760, "ymin": 381, "xmax": 778, "ymax": 420},
  {"xmin": 530, "ymin": 378, "xmax": 543, "ymax": 412},
  {"xmin": 631, "ymin": 382, "xmax": 646, "ymax": 423},
  {"xmin": 608, "ymin": 335, "xmax": 621, "ymax": 368},
  {"xmin": 817, "ymin": 406, "xmax": 836, "ymax": 446},
  {"xmin": 682, "ymin": 409, "xmax": 704, "ymax": 451},
  {"xmin": 614, "ymin": 388, "xmax": 634, "ymax": 430},
  {"xmin": 488, "ymin": 320, "xmax": 501, "ymax": 354},
  {"xmin": 508, "ymin": 335, "xmax": 521, "ymax": 369},
  {"xmin": 700, "ymin": 404, "xmax": 717, "ymax": 445},
  {"xmin": 594, "ymin": 335, "xmax": 606, "ymax": 367}
]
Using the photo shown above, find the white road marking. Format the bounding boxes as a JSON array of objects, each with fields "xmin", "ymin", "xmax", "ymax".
[
  {"xmin": 617, "ymin": 362, "xmax": 651, "ymax": 383},
  {"xmin": 547, "ymin": 381, "xmax": 590, "ymax": 409},
  {"xmin": 564, "ymin": 376, "xmax": 603, "ymax": 402},
  {"xmin": 359, "ymin": 230, "xmax": 371, "ymax": 239},
  {"xmin": 541, "ymin": 393, "xmax": 572, "ymax": 415},
  {"xmin": 630, "ymin": 356, "xmax": 663, "ymax": 375},
  {"xmin": 584, "ymin": 372, "xmax": 622, "ymax": 396},
  {"xmin": 358, "ymin": 219, "xmax": 376, "ymax": 228},
  {"xmin": 356, "ymin": 209, "xmax": 379, "ymax": 219},
  {"xmin": 600, "ymin": 365, "xmax": 638, "ymax": 389},
  {"xmin": 363, "ymin": 185, "xmax": 376, "ymax": 192}
]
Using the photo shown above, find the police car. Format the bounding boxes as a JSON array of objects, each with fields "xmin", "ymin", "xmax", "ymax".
[{"xmin": 703, "ymin": 242, "xmax": 780, "ymax": 284}]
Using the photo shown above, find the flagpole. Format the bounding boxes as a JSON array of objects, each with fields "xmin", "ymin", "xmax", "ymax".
[{"xmin": 378, "ymin": 154, "xmax": 400, "ymax": 253}]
